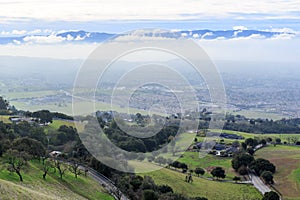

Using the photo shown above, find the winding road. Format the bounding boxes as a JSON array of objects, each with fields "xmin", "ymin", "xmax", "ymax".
[
  {"xmin": 250, "ymin": 144, "xmax": 273, "ymax": 196},
  {"xmin": 86, "ymin": 167, "xmax": 129, "ymax": 200},
  {"xmin": 249, "ymin": 172, "xmax": 271, "ymax": 194}
]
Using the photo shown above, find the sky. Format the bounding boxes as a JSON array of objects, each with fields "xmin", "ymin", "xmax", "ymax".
[
  {"xmin": 0, "ymin": 0, "xmax": 300, "ymax": 61},
  {"xmin": 1, "ymin": 0, "xmax": 300, "ymax": 32},
  {"xmin": 1, "ymin": 0, "xmax": 300, "ymax": 21}
]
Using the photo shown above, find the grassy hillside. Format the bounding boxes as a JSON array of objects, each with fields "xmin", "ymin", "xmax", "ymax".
[
  {"xmin": 0, "ymin": 115, "xmax": 11, "ymax": 123},
  {"xmin": 0, "ymin": 160, "xmax": 113, "ymax": 200},
  {"xmin": 40, "ymin": 119, "xmax": 85, "ymax": 134},
  {"xmin": 207, "ymin": 129, "xmax": 300, "ymax": 144},
  {"xmin": 144, "ymin": 168, "xmax": 262, "ymax": 200},
  {"xmin": 256, "ymin": 145, "xmax": 300, "ymax": 200},
  {"xmin": 178, "ymin": 152, "xmax": 237, "ymax": 179}
]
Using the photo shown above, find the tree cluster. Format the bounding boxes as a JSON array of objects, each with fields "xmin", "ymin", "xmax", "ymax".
[
  {"xmin": 112, "ymin": 175, "xmax": 207, "ymax": 200},
  {"xmin": 224, "ymin": 116, "xmax": 300, "ymax": 134},
  {"xmin": 231, "ymin": 153, "xmax": 276, "ymax": 184},
  {"xmin": 103, "ymin": 119, "xmax": 179, "ymax": 153}
]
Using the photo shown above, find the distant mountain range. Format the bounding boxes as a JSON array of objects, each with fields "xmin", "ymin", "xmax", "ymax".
[{"xmin": 0, "ymin": 29, "xmax": 297, "ymax": 44}]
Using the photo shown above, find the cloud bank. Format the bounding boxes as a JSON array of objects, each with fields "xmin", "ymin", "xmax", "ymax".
[{"xmin": 0, "ymin": 28, "xmax": 298, "ymax": 45}]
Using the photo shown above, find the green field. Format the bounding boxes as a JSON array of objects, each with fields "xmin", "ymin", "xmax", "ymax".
[
  {"xmin": 10, "ymin": 100, "xmax": 163, "ymax": 116},
  {"xmin": 256, "ymin": 145, "xmax": 300, "ymax": 200},
  {"xmin": 231, "ymin": 110, "xmax": 285, "ymax": 120},
  {"xmin": 178, "ymin": 131, "xmax": 300, "ymax": 199},
  {"xmin": 143, "ymin": 168, "xmax": 262, "ymax": 200},
  {"xmin": 209, "ymin": 129, "xmax": 300, "ymax": 144},
  {"xmin": 44, "ymin": 119, "xmax": 78, "ymax": 133},
  {"xmin": 0, "ymin": 160, "xmax": 113, "ymax": 200},
  {"xmin": 3, "ymin": 90, "xmax": 59, "ymax": 99},
  {"xmin": 178, "ymin": 152, "xmax": 237, "ymax": 179},
  {"xmin": 0, "ymin": 115, "xmax": 11, "ymax": 123}
]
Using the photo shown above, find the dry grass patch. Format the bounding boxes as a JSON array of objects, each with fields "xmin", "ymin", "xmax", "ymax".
[{"xmin": 256, "ymin": 145, "xmax": 300, "ymax": 200}]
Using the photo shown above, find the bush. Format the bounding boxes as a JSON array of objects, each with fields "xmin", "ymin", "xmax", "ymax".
[
  {"xmin": 261, "ymin": 171, "xmax": 274, "ymax": 184},
  {"xmin": 232, "ymin": 153, "xmax": 254, "ymax": 171},
  {"xmin": 143, "ymin": 189, "xmax": 158, "ymax": 200},
  {"xmin": 158, "ymin": 185, "xmax": 173, "ymax": 194},
  {"xmin": 154, "ymin": 156, "xmax": 167, "ymax": 165},
  {"xmin": 147, "ymin": 156, "xmax": 155, "ymax": 162},
  {"xmin": 233, "ymin": 176, "xmax": 241, "ymax": 183},
  {"xmin": 194, "ymin": 167, "xmax": 205, "ymax": 176},
  {"xmin": 211, "ymin": 167, "xmax": 226, "ymax": 179},
  {"xmin": 260, "ymin": 139, "xmax": 267, "ymax": 145},
  {"xmin": 237, "ymin": 165, "xmax": 248, "ymax": 175},
  {"xmin": 275, "ymin": 138, "xmax": 281, "ymax": 144},
  {"xmin": 262, "ymin": 191, "xmax": 280, "ymax": 200},
  {"xmin": 249, "ymin": 158, "xmax": 276, "ymax": 176},
  {"xmin": 137, "ymin": 154, "xmax": 146, "ymax": 161}
]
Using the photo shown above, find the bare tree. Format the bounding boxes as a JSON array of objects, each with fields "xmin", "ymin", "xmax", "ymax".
[
  {"xmin": 69, "ymin": 158, "xmax": 82, "ymax": 178},
  {"xmin": 42, "ymin": 158, "xmax": 54, "ymax": 179},
  {"xmin": 291, "ymin": 136, "xmax": 298, "ymax": 144},
  {"xmin": 4, "ymin": 149, "xmax": 30, "ymax": 182},
  {"xmin": 54, "ymin": 159, "xmax": 67, "ymax": 179}
]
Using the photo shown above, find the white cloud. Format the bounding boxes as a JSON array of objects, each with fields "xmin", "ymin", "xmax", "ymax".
[
  {"xmin": 0, "ymin": 31, "xmax": 10, "ymax": 35},
  {"xmin": 74, "ymin": 35, "xmax": 87, "ymax": 41},
  {"xmin": 233, "ymin": 30, "xmax": 243, "ymax": 37},
  {"xmin": 0, "ymin": 0, "xmax": 300, "ymax": 22},
  {"xmin": 201, "ymin": 32, "xmax": 213, "ymax": 39},
  {"xmin": 23, "ymin": 34, "xmax": 66, "ymax": 44},
  {"xmin": 181, "ymin": 33, "xmax": 188, "ymax": 37},
  {"xmin": 11, "ymin": 30, "xmax": 27, "ymax": 35},
  {"xmin": 56, "ymin": 29, "xmax": 79, "ymax": 34},
  {"xmin": 0, "ymin": 29, "xmax": 46, "ymax": 36},
  {"xmin": 264, "ymin": 27, "xmax": 299, "ymax": 34},
  {"xmin": 248, "ymin": 34, "xmax": 266, "ymax": 39},
  {"xmin": 28, "ymin": 29, "xmax": 42, "ymax": 34},
  {"xmin": 13, "ymin": 40, "xmax": 21, "ymax": 45},
  {"xmin": 66, "ymin": 34, "xmax": 74, "ymax": 41},
  {"xmin": 170, "ymin": 29, "xmax": 182, "ymax": 32},
  {"xmin": 192, "ymin": 33, "xmax": 199, "ymax": 38},
  {"xmin": 114, "ymin": 35, "xmax": 175, "ymax": 42},
  {"xmin": 269, "ymin": 28, "xmax": 294, "ymax": 33},
  {"xmin": 1, "ymin": 30, "xmax": 27, "ymax": 35},
  {"xmin": 270, "ymin": 33, "xmax": 295, "ymax": 40},
  {"xmin": 233, "ymin": 26, "xmax": 248, "ymax": 30},
  {"xmin": 43, "ymin": 29, "xmax": 54, "ymax": 34}
]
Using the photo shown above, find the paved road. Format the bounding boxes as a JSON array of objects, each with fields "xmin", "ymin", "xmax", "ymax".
[
  {"xmin": 250, "ymin": 173, "xmax": 271, "ymax": 194},
  {"xmin": 86, "ymin": 167, "xmax": 129, "ymax": 200},
  {"xmin": 251, "ymin": 144, "xmax": 272, "ymax": 195}
]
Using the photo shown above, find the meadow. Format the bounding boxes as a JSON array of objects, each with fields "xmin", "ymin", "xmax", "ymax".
[
  {"xmin": 255, "ymin": 145, "xmax": 300, "ymax": 200},
  {"xmin": 208, "ymin": 129, "xmax": 300, "ymax": 144},
  {"xmin": 0, "ymin": 160, "xmax": 113, "ymax": 200},
  {"xmin": 143, "ymin": 168, "xmax": 262, "ymax": 200},
  {"xmin": 178, "ymin": 152, "xmax": 237, "ymax": 179}
]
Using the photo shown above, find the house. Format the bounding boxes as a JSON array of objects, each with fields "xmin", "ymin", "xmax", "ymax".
[
  {"xmin": 195, "ymin": 142, "xmax": 203, "ymax": 149},
  {"xmin": 226, "ymin": 147, "xmax": 239, "ymax": 157},
  {"xmin": 9, "ymin": 117, "xmax": 21, "ymax": 123},
  {"xmin": 216, "ymin": 147, "xmax": 239, "ymax": 157},
  {"xmin": 9, "ymin": 116, "xmax": 34, "ymax": 124},
  {"xmin": 49, "ymin": 151, "xmax": 62, "ymax": 158},
  {"xmin": 220, "ymin": 133, "xmax": 244, "ymax": 140},
  {"xmin": 206, "ymin": 132, "xmax": 244, "ymax": 140},
  {"xmin": 214, "ymin": 143, "xmax": 226, "ymax": 151}
]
